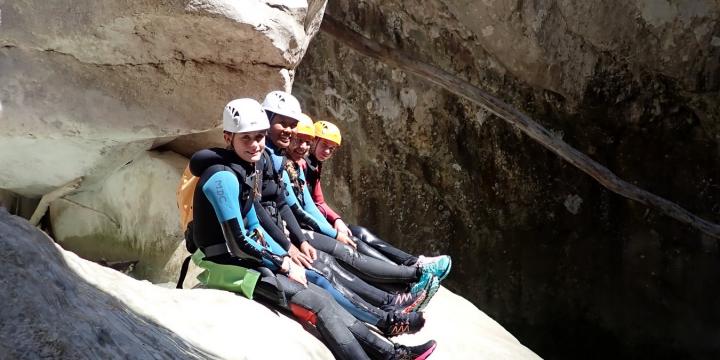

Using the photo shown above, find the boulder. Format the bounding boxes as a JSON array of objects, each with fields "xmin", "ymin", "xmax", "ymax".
[
  {"xmin": 0, "ymin": 208, "xmax": 332, "ymax": 360},
  {"xmin": 0, "ymin": 0, "xmax": 327, "ymax": 197},
  {"xmin": 49, "ymin": 150, "xmax": 193, "ymax": 284},
  {"xmin": 1, "ymin": 208, "xmax": 540, "ymax": 359}
]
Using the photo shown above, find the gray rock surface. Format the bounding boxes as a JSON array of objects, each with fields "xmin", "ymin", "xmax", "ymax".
[
  {"xmin": 295, "ymin": 1, "xmax": 720, "ymax": 359},
  {"xmin": 0, "ymin": 0, "xmax": 326, "ymax": 197},
  {"xmin": 49, "ymin": 150, "xmax": 194, "ymax": 283}
]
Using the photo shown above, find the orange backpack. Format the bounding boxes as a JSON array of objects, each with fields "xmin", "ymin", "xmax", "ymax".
[{"xmin": 176, "ymin": 164, "xmax": 198, "ymax": 232}]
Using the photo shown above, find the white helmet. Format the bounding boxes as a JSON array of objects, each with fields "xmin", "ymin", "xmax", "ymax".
[
  {"xmin": 223, "ymin": 98, "xmax": 270, "ymax": 133},
  {"xmin": 261, "ymin": 91, "xmax": 303, "ymax": 122}
]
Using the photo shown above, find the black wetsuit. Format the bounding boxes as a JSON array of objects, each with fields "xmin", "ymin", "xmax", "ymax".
[
  {"xmin": 305, "ymin": 154, "xmax": 419, "ymax": 266},
  {"xmin": 282, "ymin": 154, "xmax": 420, "ymax": 280}
]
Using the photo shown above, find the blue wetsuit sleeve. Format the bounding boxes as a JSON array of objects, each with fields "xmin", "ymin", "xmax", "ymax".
[
  {"xmin": 282, "ymin": 169, "xmax": 338, "ymax": 238},
  {"xmin": 297, "ymin": 169, "xmax": 338, "ymax": 238},
  {"xmin": 202, "ymin": 170, "xmax": 284, "ymax": 268}
]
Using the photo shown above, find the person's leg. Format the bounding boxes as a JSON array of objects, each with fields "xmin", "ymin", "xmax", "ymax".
[
  {"xmin": 305, "ymin": 265, "xmax": 386, "ymax": 325},
  {"xmin": 254, "ymin": 272, "xmax": 437, "ymax": 359},
  {"xmin": 305, "ymin": 230, "xmax": 419, "ymax": 284},
  {"xmin": 255, "ymin": 273, "xmax": 373, "ymax": 360},
  {"xmin": 311, "ymin": 250, "xmax": 393, "ymax": 306},
  {"xmin": 349, "ymin": 225, "xmax": 453, "ymax": 285},
  {"xmin": 302, "ymin": 282, "xmax": 398, "ymax": 360},
  {"xmin": 355, "ymin": 238, "xmax": 395, "ymax": 264},
  {"xmin": 306, "ymin": 233, "xmax": 438, "ymax": 313},
  {"xmin": 349, "ymin": 225, "xmax": 419, "ymax": 266},
  {"xmin": 308, "ymin": 253, "xmax": 426, "ymax": 337}
]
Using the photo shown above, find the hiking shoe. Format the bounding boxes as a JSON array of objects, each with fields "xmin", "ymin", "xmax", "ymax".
[
  {"xmin": 382, "ymin": 311, "xmax": 425, "ymax": 337},
  {"xmin": 383, "ymin": 291, "xmax": 427, "ymax": 313},
  {"xmin": 393, "ymin": 340, "xmax": 437, "ymax": 360},
  {"xmin": 410, "ymin": 270, "xmax": 434, "ymax": 296},
  {"xmin": 415, "ymin": 275, "xmax": 440, "ymax": 312},
  {"xmin": 417, "ymin": 255, "xmax": 452, "ymax": 282}
]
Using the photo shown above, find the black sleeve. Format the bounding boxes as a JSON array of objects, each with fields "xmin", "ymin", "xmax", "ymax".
[
  {"xmin": 220, "ymin": 217, "xmax": 285, "ymax": 269},
  {"xmin": 277, "ymin": 203, "xmax": 308, "ymax": 247},
  {"xmin": 290, "ymin": 203, "xmax": 323, "ymax": 233},
  {"xmin": 253, "ymin": 199, "xmax": 292, "ymax": 251}
]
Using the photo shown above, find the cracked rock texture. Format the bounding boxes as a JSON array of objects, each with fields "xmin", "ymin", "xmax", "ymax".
[
  {"xmin": 48, "ymin": 151, "xmax": 196, "ymax": 284},
  {"xmin": 0, "ymin": 0, "xmax": 327, "ymax": 197},
  {"xmin": 0, "ymin": 0, "xmax": 327, "ymax": 287},
  {"xmin": 0, "ymin": 209, "xmax": 539, "ymax": 359},
  {"xmin": 295, "ymin": 1, "xmax": 720, "ymax": 359}
]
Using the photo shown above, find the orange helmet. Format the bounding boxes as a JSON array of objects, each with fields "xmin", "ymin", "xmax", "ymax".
[{"xmin": 295, "ymin": 113, "xmax": 316, "ymax": 138}]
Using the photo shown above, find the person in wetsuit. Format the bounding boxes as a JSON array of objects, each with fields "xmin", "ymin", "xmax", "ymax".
[
  {"xmin": 281, "ymin": 113, "xmax": 447, "ymax": 312},
  {"xmin": 254, "ymin": 92, "xmax": 429, "ymax": 334},
  {"xmin": 305, "ymin": 120, "xmax": 452, "ymax": 285},
  {"xmin": 190, "ymin": 98, "xmax": 437, "ymax": 360},
  {"xmin": 257, "ymin": 91, "xmax": 446, "ymax": 294}
]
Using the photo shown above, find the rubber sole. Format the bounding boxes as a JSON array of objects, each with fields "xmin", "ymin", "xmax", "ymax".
[
  {"xmin": 438, "ymin": 256, "xmax": 452, "ymax": 282},
  {"xmin": 415, "ymin": 341, "xmax": 437, "ymax": 360},
  {"xmin": 416, "ymin": 276, "xmax": 440, "ymax": 312}
]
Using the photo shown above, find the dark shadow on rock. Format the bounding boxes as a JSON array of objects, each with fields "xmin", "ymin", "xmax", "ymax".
[{"xmin": 0, "ymin": 208, "xmax": 217, "ymax": 360}]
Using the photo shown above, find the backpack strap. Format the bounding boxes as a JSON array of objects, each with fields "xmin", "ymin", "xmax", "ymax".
[{"xmin": 175, "ymin": 255, "xmax": 193, "ymax": 289}]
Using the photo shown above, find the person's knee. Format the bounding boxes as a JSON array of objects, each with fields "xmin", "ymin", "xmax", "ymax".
[
  {"xmin": 290, "ymin": 303, "xmax": 318, "ymax": 326},
  {"xmin": 349, "ymin": 225, "xmax": 368, "ymax": 236},
  {"xmin": 331, "ymin": 242, "xmax": 357, "ymax": 262},
  {"xmin": 315, "ymin": 251, "xmax": 344, "ymax": 275}
]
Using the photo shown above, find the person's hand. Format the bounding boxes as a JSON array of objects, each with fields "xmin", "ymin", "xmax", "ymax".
[
  {"xmin": 282, "ymin": 220, "xmax": 290, "ymax": 238},
  {"xmin": 300, "ymin": 241, "xmax": 317, "ymax": 261},
  {"xmin": 334, "ymin": 219, "xmax": 352, "ymax": 237},
  {"xmin": 335, "ymin": 231, "xmax": 357, "ymax": 250},
  {"xmin": 288, "ymin": 245, "xmax": 313, "ymax": 268},
  {"xmin": 282, "ymin": 256, "xmax": 307, "ymax": 287}
]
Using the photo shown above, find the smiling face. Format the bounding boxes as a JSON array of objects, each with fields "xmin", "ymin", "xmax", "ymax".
[
  {"xmin": 224, "ymin": 130, "xmax": 266, "ymax": 163},
  {"xmin": 287, "ymin": 133, "xmax": 314, "ymax": 162},
  {"xmin": 313, "ymin": 138, "xmax": 339, "ymax": 162},
  {"xmin": 268, "ymin": 114, "xmax": 299, "ymax": 149}
]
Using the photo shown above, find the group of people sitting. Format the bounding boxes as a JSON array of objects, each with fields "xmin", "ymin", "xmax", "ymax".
[{"xmin": 183, "ymin": 91, "xmax": 452, "ymax": 360}]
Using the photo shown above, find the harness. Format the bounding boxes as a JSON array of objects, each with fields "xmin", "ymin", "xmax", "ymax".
[{"xmin": 259, "ymin": 150, "xmax": 288, "ymax": 228}]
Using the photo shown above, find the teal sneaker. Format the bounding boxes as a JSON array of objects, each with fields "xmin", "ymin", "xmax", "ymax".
[
  {"xmin": 416, "ymin": 275, "xmax": 440, "ymax": 312},
  {"xmin": 417, "ymin": 255, "xmax": 452, "ymax": 282},
  {"xmin": 410, "ymin": 270, "xmax": 433, "ymax": 296}
]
